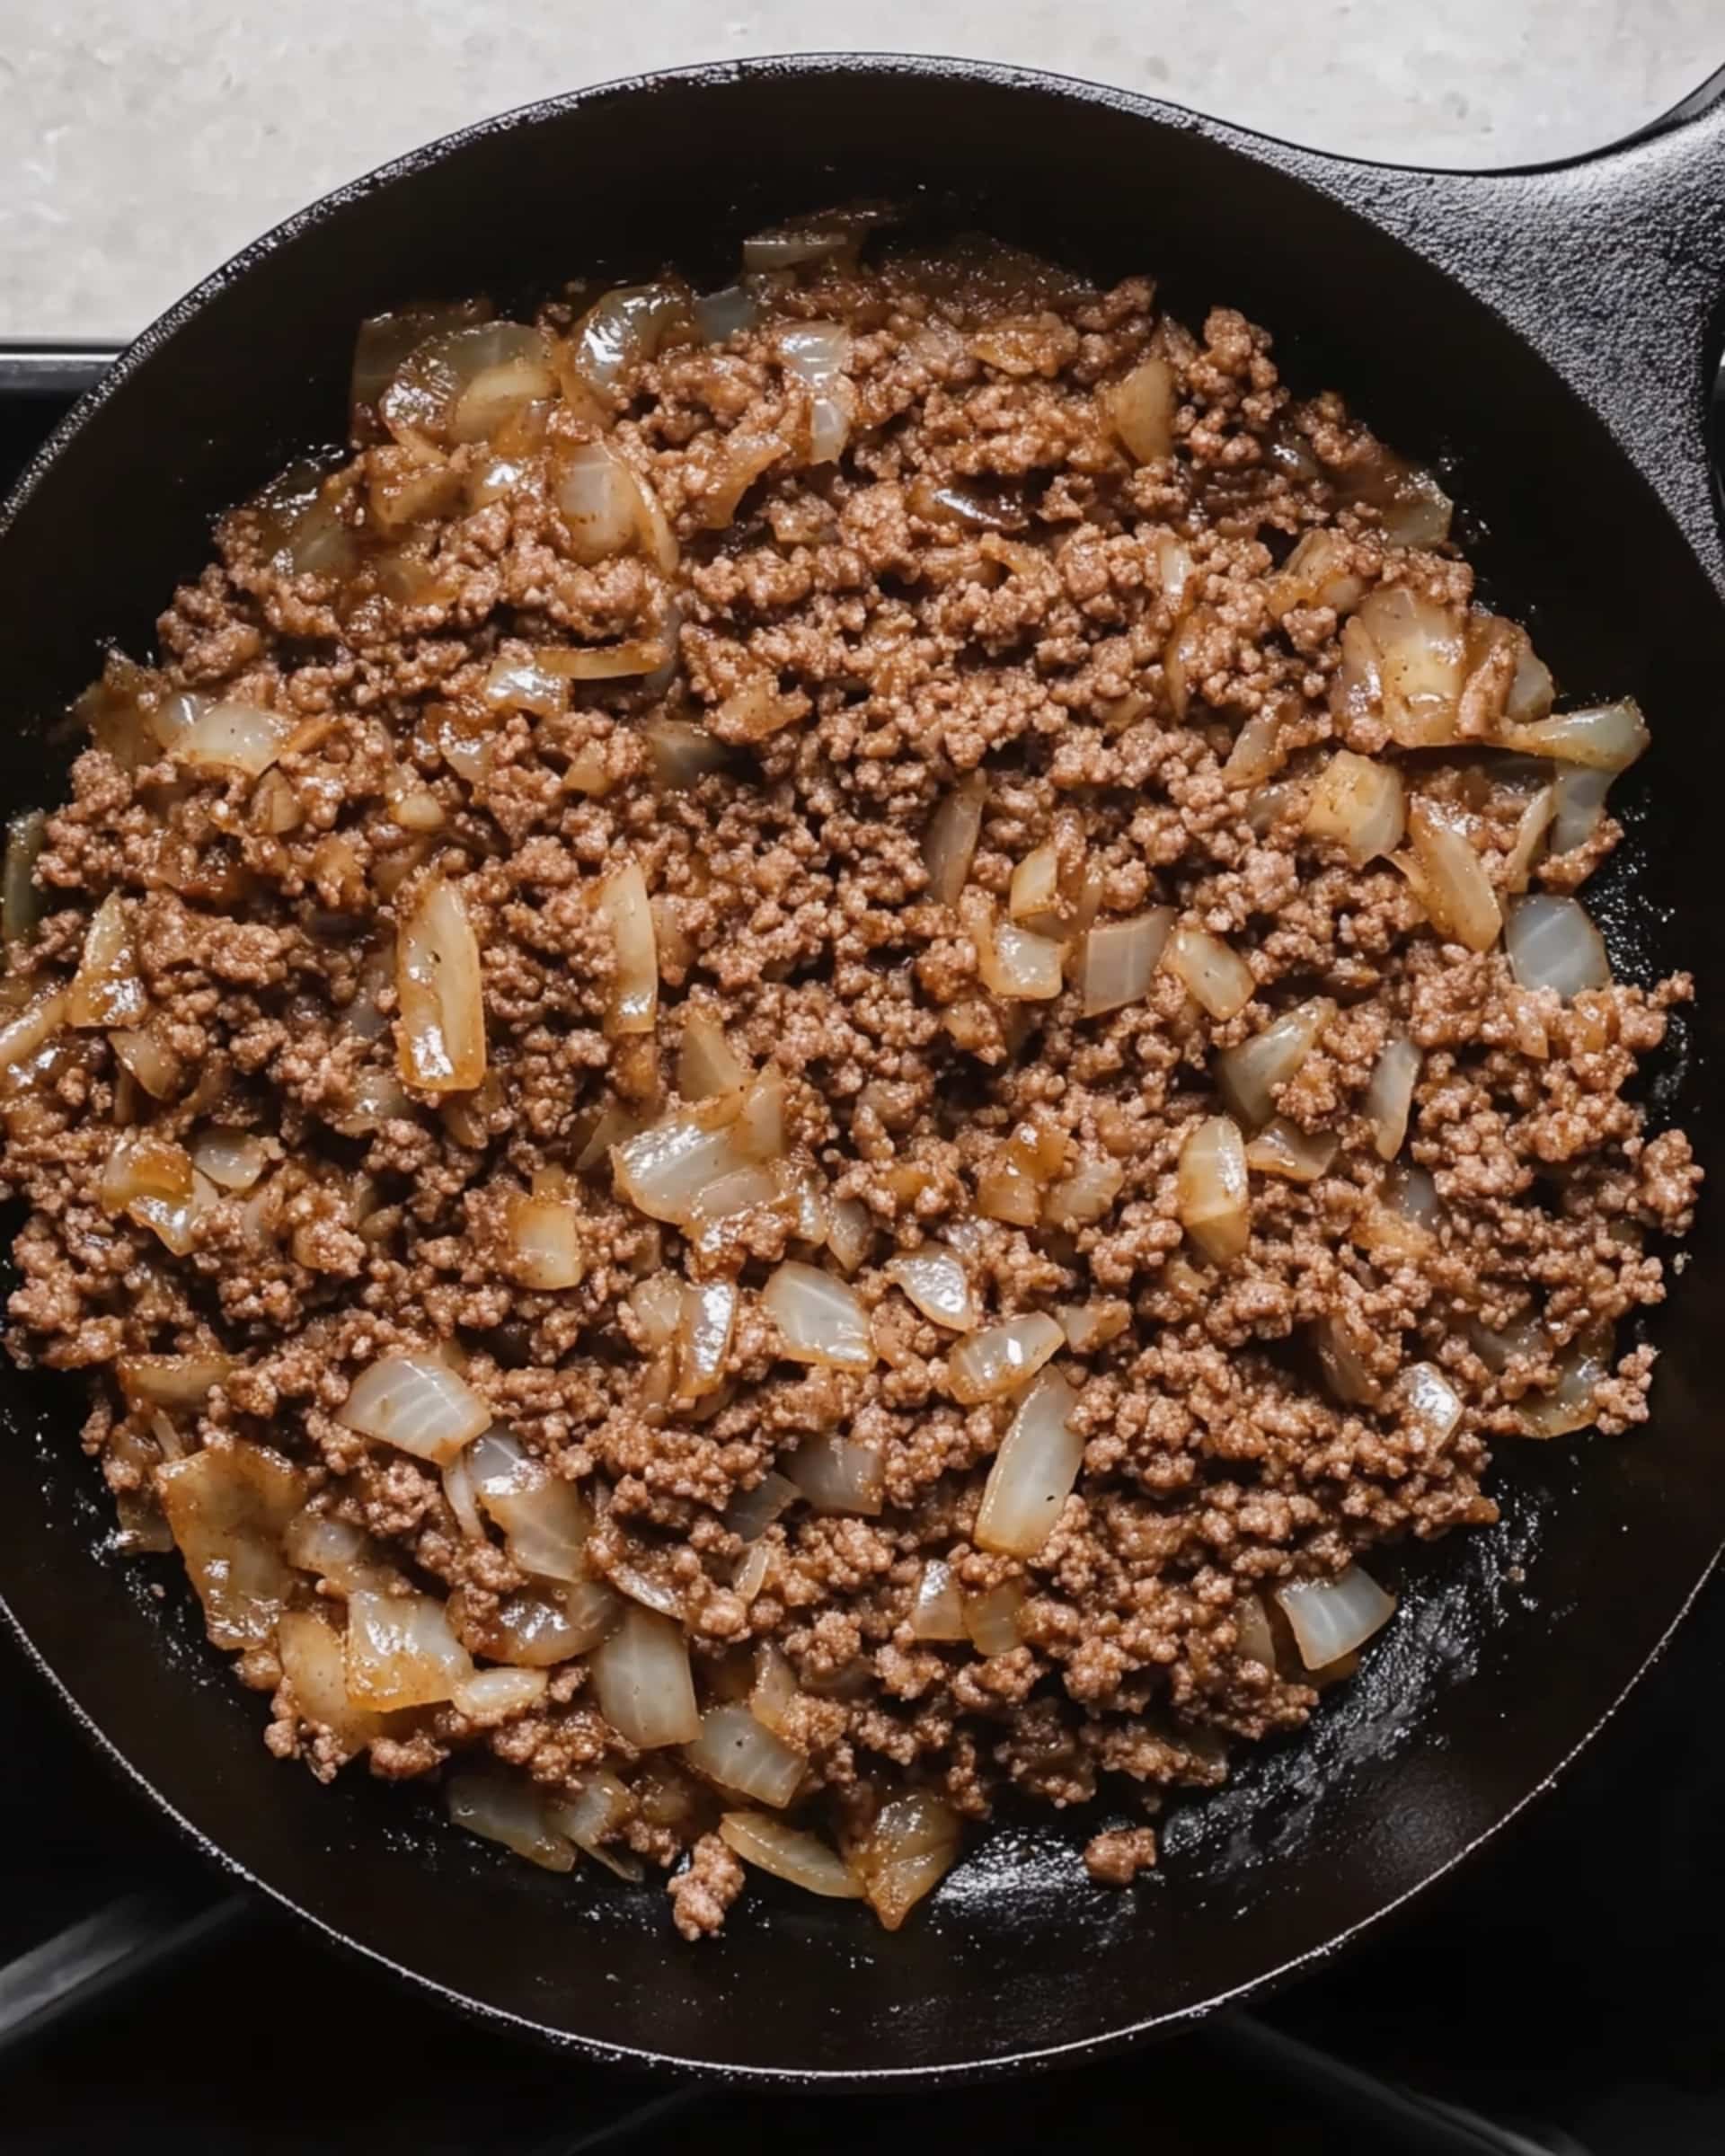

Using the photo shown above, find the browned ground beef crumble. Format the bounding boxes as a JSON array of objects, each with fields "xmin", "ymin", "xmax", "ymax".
[{"xmin": 0, "ymin": 227, "xmax": 1699, "ymax": 1936}]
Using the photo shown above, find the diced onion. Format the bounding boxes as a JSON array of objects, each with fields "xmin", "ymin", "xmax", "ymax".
[
  {"xmin": 1499, "ymin": 698, "xmax": 1649, "ymax": 771},
  {"xmin": 277, "ymin": 1609, "xmax": 394, "ymax": 1750},
  {"xmin": 677, "ymin": 1010, "xmax": 748, "ymax": 1101},
  {"xmin": 849, "ymin": 1790, "xmax": 962, "ymax": 1931},
  {"xmin": 694, "ymin": 284, "xmax": 761, "ymax": 342},
  {"xmin": 741, "ymin": 222, "xmax": 856, "ymax": 270},
  {"xmin": 724, "ymin": 1470, "xmax": 799, "ymax": 1544},
  {"xmin": 451, "ymin": 1667, "xmax": 551, "ymax": 1724},
  {"xmin": 546, "ymin": 1768, "xmax": 641, "ymax": 1878},
  {"xmin": 825, "ymin": 1197, "xmax": 874, "ymax": 1275},
  {"xmin": 2, "ymin": 809, "xmax": 45, "ymax": 946},
  {"xmin": 540, "ymin": 637, "xmax": 669, "ymax": 682},
  {"xmin": 1177, "ymin": 1115, "xmax": 1251, "ymax": 1262},
  {"xmin": 946, "ymin": 1312, "xmax": 1063, "ymax": 1406},
  {"xmin": 397, "ymin": 876, "xmax": 486, "ymax": 1091},
  {"xmin": 909, "ymin": 1558, "xmax": 968, "ymax": 1640},
  {"xmin": 156, "ymin": 1440, "xmax": 305, "ymax": 1649},
  {"xmin": 1164, "ymin": 926, "xmax": 1254, "ymax": 1021},
  {"xmin": 779, "ymin": 323, "xmax": 855, "ymax": 464},
  {"xmin": 885, "ymin": 1248, "xmax": 977, "ymax": 1330},
  {"xmin": 0, "ymin": 988, "xmax": 66, "ymax": 1083},
  {"xmin": 975, "ymin": 1365, "xmax": 1083, "ymax": 1558},
  {"xmin": 1517, "ymin": 1335, "xmax": 1613, "ymax": 1439},
  {"xmin": 1314, "ymin": 1312, "xmax": 1382, "ymax": 1406},
  {"xmin": 1402, "ymin": 799, "xmax": 1502, "ymax": 952},
  {"xmin": 117, "ymin": 1353, "xmax": 232, "ymax": 1410},
  {"xmin": 684, "ymin": 1703, "xmax": 805, "ymax": 1808},
  {"xmin": 1009, "ymin": 842, "xmax": 1060, "ymax": 923},
  {"xmin": 109, "ymin": 1023, "xmax": 185, "ymax": 1102},
  {"xmin": 339, "ymin": 1351, "xmax": 491, "ymax": 1465},
  {"xmin": 718, "ymin": 1811, "xmax": 861, "ymax": 1899},
  {"xmin": 1274, "ymin": 1565, "xmax": 1396, "ymax": 1670},
  {"xmin": 171, "ymin": 700, "xmax": 296, "ymax": 780},
  {"xmin": 1504, "ymin": 894, "xmax": 1611, "ymax": 1001},
  {"xmin": 612, "ymin": 1099, "xmax": 762, "ymax": 1225},
  {"xmin": 1244, "ymin": 1118, "xmax": 1337, "ymax": 1182},
  {"xmin": 1356, "ymin": 587, "xmax": 1466, "ymax": 747},
  {"xmin": 446, "ymin": 1774, "xmax": 575, "ymax": 1872},
  {"xmin": 1043, "ymin": 1154, "xmax": 1125, "ymax": 1230},
  {"xmin": 68, "ymin": 893, "xmax": 146, "ymax": 1029},
  {"xmin": 467, "ymin": 1427, "xmax": 594, "ymax": 1583},
  {"xmin": 1304, "ymin": 751, "xmax": 1405, "ymax": 864},
  {"xmin": 677, "ymin": 1279, "xmax": 739, "ymax": 1401},
  {"xmin": 442, "ymin": 1451, "xmax": 485, "ymax": 1541},
  {"xmin": 345, "ymin": 1587, "xmax": 473, "ymax": 1709},
  {"xmin": 762, "ymin": 1260, "xmax": 875, "ymax": 1369},
  {"xmin": 923, "ymin": 774, "xmax": 986, "ymax": 906},
  {"xmin": 570, "ymin": 282, "xmax": 687, "ymax": 398},
  {"xmin": 1080, "ymin": 909, "xmax": 1173, "ymax": 1018},
  {"xmin": 962, "ymin": 1582, "xmax": 1025, "ymax": 1657},
  {"xmin": 282, "ymin": 1508, "xmax": 393, "ymax": 1595},
  {"xmin": 503, "ymin": 1193, "xmax": 583, "ymax": 1290},
  {"xmin": 1102, "ymin": 356, "xmax": 1176, "ymax": 463},
  {"xmin": 553, "ymin": 438, "xmax": 642, "ymax": 563},
  {"xmin": 787, "ymin": 1432, "xmax": 885, "ymax": 1516},
  {"xmin": 1396, "ymin": 1361, "xmax": 1464, "ymax": 1440},
  {"xmin": 1054, "ymin": 1299, "xmax": 1131, "ymax": 1352},
  {"xmin": 473, "ymin": 1584, "xmax": 615, "ymax": 1665},
  {"xmin": 963, "ymin": 892, "xmax": 1064, "ymax": 1001},
  {"xmin": 190, "ymin": 1129, "xmax": 267, "ymax": 1192},
  {"xmin": 591, "ymin": 1605, "xmax": 702, "ymax": 1749},
  {"xmin": 644, "ymin": 718, "xmax": 730, "ymax": 789},
  {"xmin": 1364, "ymin": 1035, "xmax": 1420, "ymax": 1161},
  {"xmin": 592, "ymin": 858, "xmax": 657, "ymax": 1037},
  {"xmin": 1502, "ymin": 783, "xmax": 1555, "ymax": 893},
  {"xmin": 1216, "ymin": 995, "xmax": 1337, "ymax": 1129},
  {"xmin": 1552, "ymin": 765, "xmax": 1613, "ymax": 853}
]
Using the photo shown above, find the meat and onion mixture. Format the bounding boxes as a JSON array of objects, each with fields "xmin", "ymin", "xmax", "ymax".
[{"xmin": 0, "ymin": 213, "xmax": 1698, "ymax": 1937}]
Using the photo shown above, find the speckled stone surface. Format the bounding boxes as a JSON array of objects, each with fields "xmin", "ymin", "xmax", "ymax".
[{"xmin": 0, "ymin": 2, "xmax": 1718, "ymax": 339}]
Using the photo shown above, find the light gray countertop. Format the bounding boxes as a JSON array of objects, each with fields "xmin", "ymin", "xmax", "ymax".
[{"xmin": 0, "ymin": 1, "xmax": 1720, "ymax": 342}]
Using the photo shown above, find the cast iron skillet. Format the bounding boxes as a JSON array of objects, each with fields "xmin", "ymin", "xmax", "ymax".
[{"xmin": 0, "ymin": 52, "xmax": 1722, "ymax": 2083}]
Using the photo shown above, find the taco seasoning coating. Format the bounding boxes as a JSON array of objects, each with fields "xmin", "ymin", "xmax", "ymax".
[{"xmin": 0, "ymin": 220, "xmax": 1697, "ymax": 1934}]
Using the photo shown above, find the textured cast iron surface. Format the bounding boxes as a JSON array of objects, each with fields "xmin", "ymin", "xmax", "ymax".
[{"xmin": 0, "ymin": 54, "xmax": 1721, "ymax": 2083}]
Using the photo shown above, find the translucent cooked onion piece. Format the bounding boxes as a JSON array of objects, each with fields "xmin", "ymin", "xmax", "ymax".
[
  {"xmin": 719, "ymin": 1811, "xmax": 862, "ymax": 1899},
  {"xmin": 964, "ymin": 891, "xmax": 1065, "ymax": 1001},
  {"xmin": 677, "ymin": 1279, "xmax": 739, "ymax": 1401},
  {"xmin": 478, "ymin": 1583, "xmax": 616, "ymax": 1665},
  {"xmin": 1503, "ymin": 783, "xmax": 1556, "ymax": 894},
  {"xmin": 117, "ymin": 1352, "xmax": 232, "ymax": 1411},
  {"xmin": 157, "ymin": 1440, "xmax": 305, "ymax": 1648},
  {"xmin": 1177, "ymin": 1115, "xmax": 1251, "ymax": 1263},
  {"xmin": 2, "ymin": 808, "xmax": 45, "ymax": 947},
  {"xmin": 1245, "ymin": 1118, "xmax": 1337, "ymax": 1183},
  {"xmin": 787, "ymin": 1432, "xmax": 885, "ymax": 1516},
  {"xmin": 1517, "ymin": 1334, "xmax": 1614, "ymax": 1438},
  {"xmin": 962, "ymin": 1581, "xmax": 1026, "ymax": 1657},
  {"xmin": 345, "ymin": 1587, "xmax": 473, "ymax": 1709},
  {"xmin": 570, "ymin": 282, "xmax": 688, "ymax": 399},
  {"xmin": 504, "ymin": 1192, "xmax": 584, "ymax": 1290},
  {"xmin": 1396, "ymin": 1361, "xmax": 1464, "ymax": 1440},
  {"xmin": 1102, "ymin": 356, "xmax": 1176, "ymax": 463},
  {"xmin": 923, "ymin": 773, "xmax": 986, "ymax": 906},
  {"xmin": 684, "ymin": 1702, "xmax": 806, "ymax": 1808},
  {"xmin": 1043, "ymin": 1154, "xmax": 1125, "ymax": 1230},
  {"xmin": 1080, "ymin": 909, "xmax": 1173, "ymax": 1017},
  {"xmin": 724, "ymin": 1469, "xmax": 799, "ymax": 1545},
  {"xmin": 825, "ymin": 1196, "xmax": 875, "ymax": 1276},
  {"xmin": 1401, "ymin": 798, "xmax": 1502, "ymax": 952},
  {"xmin": 677, "ymin": 1010, "xmax": 748, "ymax": 1101},
  {"xmin": 909, "ymin": 1558, "xmax": 968, "ymax": 1640},
  {"xmin": 762, "ymin": 1260, "xmax": 875, "ymax": 1369},
  {"xmin": 975, "ymin": 1365, "xmax": 1083, "ymax": 1558},
  {"xmin": 694, "ymin": 283, "xmax": 761, "ymax": 342},
  {"xmin": 466, "ymin": 1427, "xmax": 594, "ymax": 1584},
  {"xmin": 451, "ymin": 1666, "xmax": 551, "ymax": 1724},
  {"xmin": 1356, "ymin": 587, "xmax": 1466, "ymax": 747},
  {"xmin": 447, "ymin": 1774, "xmax": 575, "ymax": 1872},
  {"xmin": 68, "ymin": 893, "xmax": 146, "ymax": 1029},
  {"xmin": 1364, "ymin": 1035, "xmax": 1421, "ymax": 1161},
  {"xmin": 1304, "ymin": 751, "xmax": 1405, "ymax": 864},
  {"xmin": 1274, "ymin": 1565, "xmax": 1396, "ymax": 1671},
  {"xmin": 1055, "ymin": 1298, "xmax": 1131, "ymax": 1352},
  {"xmin": 1314, "ymin": 1312, "xmax": 1383, "ymax": 1407},
  {"xmin": 397, "ymin": 876, "xmax": 486, "ymax": 1091},
  {"xmin": 591, "ymin": 1605, "xmax": 702, "ymax": 1749},
  {"xmin": 612, "ymin": 1105, "xmax": 748, "ymax": 1225},
  {"xmin": 442, "ymin": 1450, "xmax": 485, "ymax": 1541},
  {"xmin": 590, "ymin": 858, "xmax": 655, "ymax": 1035},
  {"xmin": 277, "ymin": 1609, "xmax": 395, "ymax": 1752},
  {"xmin": 1499, "ymin": 698, "xmax": 1649, "ymax": 771},
  {"xmin": 1163, "ymin": 926, "xmax": 1253, "ymax": 1021},
  {"xmin": 282, "ymin": 1508, "xmax": 394, "ymax": 1596},
  {"xmin": 190, "ymin": 1129, "xmax": 267, "ymax": 1192},
  {"xmin": 1552, "ymin": 765, "xmax": 1613, "ymax": 853},
  {"xmin": 100, "ymin": 1133, "xmax": 213, "ymax": 1255},
  {"xmin": 339, "ymin": 1352, "xmax": 491, "ymax": 1465},
  {"xmin": 778, "ymin": 323, "xmax": 856, "ymax": 464},
  {"xmin": 546, "ymin": 1768, "xmax": 641, "ymax": 1878},
  {"xmin": 849, "ymin": 1790, "xmax": 962, "ymax": 1931},
  {"xmin": 1009, "ymin": 841, "xmax": 1060, "ymax": 923},
  {"xmin": 1215, "ymin": 996, "xmax": 1333, "ymax": 1129},
  {"xmin": 1504, "ymin": 894, "xmax": 1611, "ymax": 1001},
  {"xmin": 645, "ymin": 717, "xmax": 729, "ymax": 789},
  {"xmin": 885, "ymin": 1248, "xmax": 978, "ymax": 1330},
  {"xmin": 946, "ymin": 1312, "xmax": 1064, "ymax": 1406},
  {"xmin": 170, "ymin": 700, "xmax": 296, "ymax": 780}
]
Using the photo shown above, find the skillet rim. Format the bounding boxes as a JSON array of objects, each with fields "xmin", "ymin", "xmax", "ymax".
[{"xmin": 1, "ymin": 48, "xmax": 1721, "ymax": 2085}]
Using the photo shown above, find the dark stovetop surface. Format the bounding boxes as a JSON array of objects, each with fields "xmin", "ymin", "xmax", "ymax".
[{"xmin": 0, "ymin": 385, "xmax": 1721, "ymax": 2156}]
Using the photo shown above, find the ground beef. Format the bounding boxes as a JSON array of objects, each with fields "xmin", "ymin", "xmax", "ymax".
[{"xmin": 0, "ymin": 225, "xmax": 1698, "ymax": 1937}]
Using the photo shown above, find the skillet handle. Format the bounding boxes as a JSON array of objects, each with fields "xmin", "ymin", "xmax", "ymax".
[{"xmin": 1329, "ymin": 66, "xmax": 1725, "ymax": 597}]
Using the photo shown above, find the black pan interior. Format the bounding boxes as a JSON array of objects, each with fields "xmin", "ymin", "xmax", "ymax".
[{"xmin": 0, "ymin": 58, "xmax": 1720, "ymax": 2079}]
